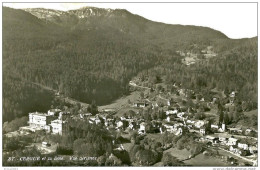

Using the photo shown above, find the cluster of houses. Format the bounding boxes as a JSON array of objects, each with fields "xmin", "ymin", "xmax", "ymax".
[
  {"xmin": 200, "ymin": 133, "xmax": 257, "ymax": 156},
  {"xmin": 129, "ymin": 81, "xmax": 258, "ymax": 160},
  {"xmin": 177, "ymin": 46, "xmax": 217, "ymax": 66}
]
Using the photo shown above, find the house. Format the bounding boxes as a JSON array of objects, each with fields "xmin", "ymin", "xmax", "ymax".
[
  {"xmin": 175, "ymin": 127, "xmax": 183, "ymax": 136},
  {"xmin": 245, "ymin": 129, "xmax": 252, "ymax": 135},
  {"xmin": 187, "ymin": 124, "xmax": 193, "ymax": 129},
  {"xmin": 194, "ymin": 120, "xmax": 205, "ymax": 129},
  {"xmin": 128, "ymin": 123, "xmax": 134, "ymax": 130},
  {"xmin": 89, "ymin": 116, "xmax": 101, "ymax": 124},
  {"xmin": 200, "ymin": 128, "xmax": 206, "ymax": 135},
  {"xmin": 125, "ymin": 118, "xmax": 134, "ymax": 123},
  {"xmin": 166, "ymin": 115, "xmax": 176, "ymax": 122},
  {"xmin": 139, "ymin": 122, "xmax": 147, "ymax": 134},
  {"xmin": 42, "ymin": 141, "xmax": 50, "ymax": 147},
  {"xmin": 177, "ymin": 112, "xmax": 185, "ymax": 118},
  {"xmin": 212, "ymin": 97, "xmax": 218, "ymax": 103},
  {"xmin": 133, "ymin": 102, "xmax": 148, "ymax": 108},
  {"xmin": 228, "ymin": 128, "xmax": 242, "ymax": 134},
  {"xmin": 166, "ymin": 110, "xmax": 178, "ymax": 115},
  {"xmin": 230, "ymin": 145, "xmax": 241, "ymax": 155},
  {"xmin": 174, "ymin": 122, "xmax": 183, "ymax": 128},
  {"xmin": 104, "ymin": 121, "xmax": 109, "ymax": 127},
  {"xmin": 55, "ymin": 91, "xmax": 60, "ymax": 96},
  {"xmin": 47, "ymin": 109, "xmax": 61, "ymax": 116},
  {"xmin": 152, "ymin": 103, "xmax": 159, "ymax": 109},
  {"xmin": 219, "ymin": 136, "xmax": 228, "ymax": 145},
  {"xmin": 162, "ymin": 122, "xmax": 175, "ymax": 133},
  {"xmin": 50, "ymin": 119, "xmax": 66, "ymax": 135},
  {"xmin": 201, "ymin": 50, "xmax": 207, "ymax": 54},
  {"xmin": 166, "ymin": 116, "xmax": 171, "ymax": 122},
  {"xmin": 120, "ymin": 116, "xmax": 126, "ymax": 121},
  {"xmin": 116, "ymin": 121, "xmax": 124, "ymax": 129},
  {"xmin": 205, "ymin": 135, "xmax": 219, "ymax": 144},
  {"xmin": 227, "ymin": 137, "xmax": 238, "ymax": 146},
  {"xmin": 211, "ymin": 125, "xmax": 219, "ymax": 129},
  {"xmin": 59, "ymin": 112, "xmax": 70, "ymax": 121},
  {"xmin": 104, "ymin": 118, "xmax": 114, "ymax": 127},
  {"xmin": 178, "ymin": 89, "xmax": 186, "ymax": 96},
  {"xmin": 230, "ymin": 91, "xmax": 236, "ymax": 98},
  {"xmin": 166, "ymin": 126, "xmax": 175, "ymax": 133},
  {"xmin": 249, "ymin": 146, "xmax": 257, "ymax": 154},
  {"xmin": 237, "ymin": 142, "xmax": 249, "ymax": 150},
  {"xmin": 186, "ymin": 120, "xmax": 195, "ymax": 125}
]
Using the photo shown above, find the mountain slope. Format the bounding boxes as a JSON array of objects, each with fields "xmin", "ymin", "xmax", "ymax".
[{"xmin": 3, "ymin": 6, "xmax": 257, "ymax": 122}]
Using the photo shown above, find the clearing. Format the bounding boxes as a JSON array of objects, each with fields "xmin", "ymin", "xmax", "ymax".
[{"xmin": 99, "ymin": 91, "xmax": 141, "ymax": 111}]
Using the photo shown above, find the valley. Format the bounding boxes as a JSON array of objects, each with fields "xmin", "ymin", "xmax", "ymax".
[{"xmin": 2, "ymin": 5, "xmax": 258, "ymax": 167}]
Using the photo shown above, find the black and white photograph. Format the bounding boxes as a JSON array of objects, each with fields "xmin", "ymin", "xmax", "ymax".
[{"xmin": 1, "ymin": 1, "xmax": 258, "ymax": 168}]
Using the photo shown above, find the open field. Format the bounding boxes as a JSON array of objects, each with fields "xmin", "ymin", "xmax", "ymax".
[
  {"xmin": 164, "ymin": 148, "xmax": 191, "ymax": 161},
  {"xmin": 244, "ymin": 109, "xmax": 257, "ymax": 116},
  {"xmin": 146, "ymin": 133, "xmax": 164, "ymax": 143},
  {"xmin": 235, "ymin": 109, "xmax": 257, "ymax": 130},
  {"xmin": 99, "ymin": 91, "xmax": 141, "ymax": 111},
  {"xmin": 114, "ymin": 107, "xmax": 141, "ymax": 117},
  {"xmin": 122, "ymin": 143, "xmax": 134, "ymax": 152},
  {"xmin": 183, "ymin": 153, "xmax": 228, "ymax": 166}
]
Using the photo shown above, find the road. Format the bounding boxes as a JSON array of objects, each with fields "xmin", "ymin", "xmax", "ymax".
[
  {"xmin": 218, "ymin": 147, "xmax": 257, "ymax": 165},
  {"xmin": 129, "ymin": 81, "xmax": 151, "ymax": 90},
  {"xmin": 158, "ymin": 94, "xmax": 168, "ymax": 101}
]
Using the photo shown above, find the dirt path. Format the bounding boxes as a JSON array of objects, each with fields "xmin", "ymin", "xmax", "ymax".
[{"xmin": 129, "ymin": 81, "xmax": 151, "ymax": 90}]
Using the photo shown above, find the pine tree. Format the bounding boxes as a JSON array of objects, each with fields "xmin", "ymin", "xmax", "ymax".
[
  {"xmin": 218, "ymin": 104, "xmax": 224, "ymax": 125},
  {"xmin": 224, "ymin": 112, "xmax": 230, "ymax": 125}
]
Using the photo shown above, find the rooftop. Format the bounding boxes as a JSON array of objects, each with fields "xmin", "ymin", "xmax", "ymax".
[{"xmin": 29, "ymin": 112, "xmax": 49, "ymax": 117}]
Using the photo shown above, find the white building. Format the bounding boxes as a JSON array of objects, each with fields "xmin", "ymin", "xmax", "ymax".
[
  {"xmin": 238, "ymin": 143, "xmax": 249, "ymax": 150},
  {"xmin": 166, "ymin": 110, "xmax": 178, "ymax": 115},
  {"xmin": 227, "ymin": 137, "xmax": 238, "ymax": 146},
  {"xmin": 218, "ymin": 123, "xmax": 226, "ymax": 132},
  {"xmin": 211, "ymin": 125, "xmax": 219, "ymax": 129},
  {"xmin": 187, "ymin": 120, "xmax": 195, "ymax": 124},
  {"xmin": 128, "ymin": 123, "xmax": 134, "ymax": 130},
  {"xmin": 139, "ymin": 122, "xmax": 147, "ymax": 134},
  {"xmin": 200, "ymin": 128, "xmax": 206, "ymax": 135},
  {"xmin": 177, "ymin": 112, "xmax": 185, "ymax": 118},
  {"xmin": 194, "ymin": 120, "xmax": 205, "ymax": 129},
  {"xmin": 28, "ymin": 112, "xmax": 55, "ymax": 132},
  {"xmin": 219, "ymin": 136, "xmax": 228, "ymax": 144},
  {"xmin": 116, "ymin": 121, "xmax": 123, "ymax": 129},
  {"xmin": 47, "ymin": 109, "xmax": 61, "ymax": 116},
  {"xmin": 50, "ymin": 119, "xmax": 63, "ymax": 135},
  {"xmin": 175, "ymin": 128, "xmax": 183, "ymax": 136},
  {"xmin": 249, "ymin": 146, "xmax": 257, "ymax": 154}
]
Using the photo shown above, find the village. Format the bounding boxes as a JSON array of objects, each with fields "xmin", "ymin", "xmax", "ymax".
[
  {"xmin": 3, "ymin": 75, "xmax": 258, "ymax": 166},
  {"xmin": 178, "ymin": 46, "xmax": 218, "ymax": 66}
]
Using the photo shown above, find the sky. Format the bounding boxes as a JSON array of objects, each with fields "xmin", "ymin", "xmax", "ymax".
[{"xmin": 2, "ymin": 2, "xmax": 258, "ymax": 39}]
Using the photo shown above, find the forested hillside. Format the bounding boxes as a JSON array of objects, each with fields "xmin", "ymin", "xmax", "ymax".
[{"xmin": 3, "ymin": 7, "xmax": 257, "ymax": 122}]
